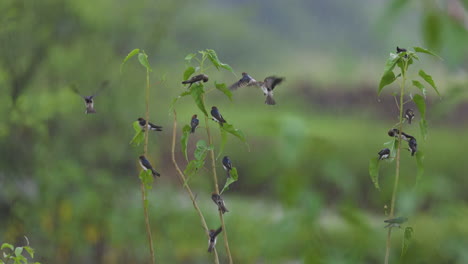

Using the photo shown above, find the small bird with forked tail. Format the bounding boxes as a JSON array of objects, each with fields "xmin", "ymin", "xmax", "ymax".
[
  {"xmin": 408, "ymin": 137, "xmax": 417, "ymax": 156},
  {"xmin": 378, "ymin": 148, "xmax": 391, "ymax": 160},
  {"xmin": 190, "ymin": 114, "xmax": 199, "ymax": 133},
  {"xmin": 137, "ymin": 118, "xmax": 163, "ymax": 131},
  {"xmin": 230, "ymin": 73, "xmax": 284, "ymax": 105},
  {"xmin": 222, "ymin": 156, "xmax": 232, "ymax": 177},
  {"xmin": 71, "ymin": 80, "xmax": 109, "ymax": 114},
  {"xmin": 405, "ymin": 109, "xmax": 415, "ymax": 124},
  {"xmin": 210, "ymin": 106, "xmax": 226, "ymax": 126},
  {"xmin": 139, "ymin": 155, "xmax": 160, "ymax": 177},
  {"xmin": 182, "ymin": 74, "xmax": 209, "ymax": 88},
  {"xmin": 207, "ymin": 226, "xmax": 223, "ymax": 253},
  {"xmin": 211, "ymin": 193, "xmax": 229, "ymax": 214}
]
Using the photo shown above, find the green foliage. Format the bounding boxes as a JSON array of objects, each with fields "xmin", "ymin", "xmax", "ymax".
[
  {"xmin": 413, "ymin": 46, "xmax": 442, "ymax": 60},
  {"xmin": 221, "ymin": 167, "xmax": 238, "ymax": 194},
  {"xmin": 120, "ymin": 48, "xmax": 140, "ymax": 72},
  {"xmin": 215, "ymin": 82, "xmax": 233, "ymax": 101},
  {"xmin": 181, "ymin": 125, "xmax": 191, "ymax": 161},
  {"xmin": 368, "ymin": 157, "xmax": 381, "ymax": 190},
  {"xmin": 138, "ymin": 52, "xmax": 153, "ymax": 72},
  {"xmin": 383, "ymin": 138, "xmax": 398, "ymax": 159},
  {"xmin": 1, "ymin": 243, "xmax": 40, "ymax": 264},
  {"xmin": 183, "ymin": 67, "xmax": 195, "ymax": 81},
  {"xmin": 200, "ymin": 49, "xmax": 234, "ymax": 73},
  {"xmin": 183, "ymin": 140, "xmax": 212, "ymax": 186},
  {"xmin": 220, "ymin": 123, "xmax": 247, "ymax": 143},
  {"xmin": 412, "ymin": 80, "xmax": 427, "ymax": 98},
  {"xmin": 190, "ymin": 83, "xmax": 208, "ymax": 116},
  {"xmin": 413, "ymin": 94, "xmax": 427, "ymax": 139},
  {"xmin": 378, "ymin": 53, "xmax": 400, "ymax": 95},
  {"xmin": 139, "ymin": 170, "xmax": 154, "ymax": 190},
  {"xmin": 130, "ymin": 121, "xmax": 144, "ymax": 146},
  {"xmin": 401, "ymin": 227, "xmax": 414, "ymax": 257},
  {"xmin": 418, "ymin": 70, "xmax": 440, "ymax": 96}
]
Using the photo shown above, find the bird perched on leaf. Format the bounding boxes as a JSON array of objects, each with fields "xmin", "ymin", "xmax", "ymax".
[
  {"xmin": 378, "ymin": 148, "xmax": 391, "ymax": 160},
  {"xmin": 190, "ymin": 114, "xmax": 199, "ymax": 133},
  {"xmin": 137, "ymin": 118, "xmax": 163, "ymax": 131},
  {"xmin": 384, "ymin": 216, "xmax": 408, "ymax": 228},
  {"xmin": 396, "ymin": 46, "xmax": 407, "ymax": 53},
  {"xmin": 222, "ymin": 156, "xmax": 232, "ymax": 177},
  {"xmin": 405, "ymin": 109, "xmax": 415, "ymax": 124},
  {"xmin": 388, "ymin": 128, "xmax": 414, "ymax": 142},
  {"xmin": 71, "ymin": 80, "xmax": 109, "ymax": 114},
  {"xmin": 230, "ymin": 73, "xmax": 284, "ymax": 105},
  {"xmin": 207, "ymin": 226, "xmax": 223, "ymax": 253},
  {"xmin": 211, "ymin": 193, "xmax": 229, "ymax": 214},
  {"xmin": 408, "ymin": 137, "xmax": 417, "ymax": 156},
  {"xmin": 182, "ymin": 74, "xmax": 209, "ymax": 88},
  {"xmin": 139, "ymin": 155, "xmax": 160, "ymax": 177},
  {"xmin": 210, "ymin": 106, "xmax": 226, "ymax": 126}
]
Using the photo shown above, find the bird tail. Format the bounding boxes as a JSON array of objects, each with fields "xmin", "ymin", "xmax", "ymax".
[
  {"xmin": 265, "ymin": 94, "xmax": 276, "ymax": 105},
  {"xmin": 86, "ymin": 107, "xmax": 96, "ymax": 114},
  {"xmin": 220, "ymin": 205, "xmax": 229, "ymax": 214},
  {"xmin": 191, "ymin": 126, "xmax": 196, "ymax": 133},
  {"xmin": 408, "ymin": 118, "xmax": 412, "ymax": 124},
  {"xmin": 226, "ymin": 170, "xmax": 231, "ymax": 178},
  {"xmin": 207, "ymin": 244, "xmax": 213, "ymax": 253},
  {"xmin": 151, "ymin": 169, "xmax": 161, "ymax": 177}
]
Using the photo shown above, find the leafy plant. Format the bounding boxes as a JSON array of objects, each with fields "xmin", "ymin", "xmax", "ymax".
[
  {"xmin": 370, "ymin": 46, "xmax": 441, "ymax": 264},
  {"xmin": 1, "ymin": 241, "xmax": 41, "ymax": 264}
]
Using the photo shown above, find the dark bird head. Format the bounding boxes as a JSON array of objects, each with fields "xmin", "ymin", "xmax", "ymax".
[
  {"xmin": 139, "ymin": 155, "xmax": 145, "ymax": 160},
  {"xmin": 138, "ymin": 117, "xmax": 145, "ymax": 122},
  {"xmin": 388, "ymin": 128, "xmax": 398, "ymax": 137},
  {"xmin": 242, "ymin": 72, "xmax": 248, "ymax": 76},
  {"xmin": 85, "ymin": 97, "xmax": 93, "ymax": 103},
  {"xmin": 202, "ymin": 74, "xmax": 209, "ymax": 82},
  {"xmin": 212, "ymin": 106, "xmax": 218, "ymax": 111},
  {"xmin": 192, "ymin": 114, "xmax": 197, "ymax": 119}
]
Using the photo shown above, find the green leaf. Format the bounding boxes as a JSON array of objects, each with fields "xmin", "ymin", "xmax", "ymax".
[
  {"xmin": 183, "ymin": 67, "xmax": 195, "ymax": 81},
  {"xmin": 415, "ymin": 151, "xmax": 425, "ymax": 186},
  {"xmin": 412, "ymin": 80, "xmax": 427, "ymax": 98},
  {"xmin": 1, "ymin": 243, "xmax": 14, "ymax": 251},
  {"xmin": 130, "ymin": 121, "xmax": 144, "ymax": 146},
  {"xmin": 194, "ymin": 140, "xmax": 211, "ymax": 160},
  {"xmin": 138, "ymin": 52, "xmax": 152, "ymax": 72},
  {"xmin": 369, "ymin": 157, "xmax": 381, "ymax": 190},
  {"xmin": 378, "ymin": 53, "xmax": 400, "ymax": 95},
  {"xmin": 120, "ymin": 48, "xmax": 140, "ymax": 72},
  {"xmin": 221, "ymin": 167, "xmax": 238, "ymax": 194},
  {"xmin": 190, "ymin": 83, "xmax": 208, "ymax": 116},
  {"xmin": 221, "ymin": 123, "xmax": 247, "ymax": 143},
  {"xmin": 215, "ymin": 82, "xmax": 233, "ymax": 101},
  {"xmin": 23, "ymin": 246, "xmax": 34, "ymax": 258},
  {"xmin": 419, "ymin": 119, "xmax": 428, "ymax": 141},
  {"xmin": 185, "ymin": 53, "xmax": 197, "ymax": 63},
  {"xmin": 205, "ymin": 49, "xmax": 234, "ymax": 73},
  {"xmin": 413, "ymin": 46, "xmax": 442, "ymax": 60},
  {"xmin": 14, "ymin": 247, "xmax": 23, "ymax": 257},
  {"xmin": 183, "ymin": 140, "xmax": 211, "ymax": 186},
  {"xmin": 139, "ymin": 170, "xmax": 154, "ymax": 190},
  {"xmin": 401, "ymin": 227, "xmax": 414, "ymax": 257},
  {"xmin": 413, "ymin": 94, "xmax": 426, "ymax": 119},
  {"xmin": 181, "ymin": 125, "xmax": 191, "ymax": 161},
  {"xmin": 419, "ymin": 70, "xmax": 440, "ymax": 96}
]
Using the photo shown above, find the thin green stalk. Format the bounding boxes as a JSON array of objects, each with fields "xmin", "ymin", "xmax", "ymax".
[
  {"xmin": 171, "ymin": 110, "xmax": 220, "ymax": 264},
  {"xmin": 384, "ymin": 60, "xmax": 407, "ymax": 264}
]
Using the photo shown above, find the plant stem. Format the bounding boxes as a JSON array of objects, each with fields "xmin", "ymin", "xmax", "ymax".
[
  {"xmin": 171, "ymin": 110, "xmax": 220, "ymax": 264},
  {"xmin": 384, "ymin": 59, "xmax": 407, "ymax": 264},
  {"xmin": 142, "ymin": 68, "xmax": 156, "ymax": 264},
  {"xmin": 204, "ymin": 115, "xmax": 233, "ymax": 264}
]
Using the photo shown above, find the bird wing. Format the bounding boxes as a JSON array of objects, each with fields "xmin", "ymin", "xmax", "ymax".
[
  {"xmin": 213, "ymin": 226, "xmax": 223, "ymax": 237},
  {"xmin": 91, "ymin": 80, "xmax": 110, "ymax": 98},
  {"xmin": 70, "ymin": 84, "xmax": 86, "ymax": 99},
  {"xmin": 230, "ymin": 76, "xmax": 257, "ymax": 90},
  {"xmin": 263, "ymin": 77, "xmax": 284, "ymax": 90}
]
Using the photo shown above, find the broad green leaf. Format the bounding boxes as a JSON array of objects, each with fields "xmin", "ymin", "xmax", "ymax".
[
  {"xmin": 205, "ymin": 49, "xmax": 234, "ymax": 73},
  {"xmin": 139, "ymin": 170, "xmax": 154, "ymax": 190},
  {"xmin": 378, "ymin": 53, "xmax": 400, "ymax": 95},
  {"xmin": 138, "ymin": 52, "xmax": 152, "ymax": 72},
  {"xmin": 220, "ymin": 123, "xmax": 248, "ymax": 152},
  {"xmin": 130, "ymin": 121, "xmax": 144, "ymax": 146},
  {"xmin": 215, "ymin": 82, "xmax": 233, "ymax": 101},
  {"xmin": 191, "ymin": 83, "xmax": 208, "ymax": 116},
  {"xmin": 413, "ymin": 46, "xmax": 442, "ymax": 60},
  {"xmin": 181, "ymin": 125, "xmax": 191, "ymax": 161},
  {"xmin": 1, "ymin": 243, "xmax": 14, "ymax": 251},
  {"xmin": 217, "ymin": 128, "xmax": 228, "ymax": 160},
  {"xmin": 369, "ymin": 157, "xmax": 381, "ymax": 190},
  {"xmin": 183, "ymin": 67, "xmax": 195, "ymax": 81},
  {"xmin": 14, "ymin": 247, "xmax": 23, "ymax": 257},
  {"xmin": 194, "ymin": 140, "xmax": 211, "ymax": 160},
  {"xmin": 412, "ymin": 80, "xmax": 427, "ymax": 98},
  {"xmin": 419, "ymin": 70, "xmax": 440, "ymax": 96},
  {"xmin": 221, "ymin": 167, "xmax": 238, "ymax": 194},
  {"xmin": 23, "ymin": 246, "xmax": 34, "ymax": 258},
  {"xmin": 413, "ymin": 94, "xmax": 426, "ymax": 119},
  {"xmin": 169, "ymin": 90, "xmax": 192, "ymax": 110},
  {"xmin": 185, "ymin": 53, "xmax": 197, "ymax": 63},
  {"xmin": 419, "ymin": 119, "xmax": 428, "ymax": 141},
  {"xmin": 401, "ymin": 227, "xmax": 414, "ymax": 257},
  {"xmin": 133, "ymin": 120, "xmax": 142, "ymax": 132},
  {"xmin": 415, "ymin": 151, "xmax": 425, "ymax": 186},
  {"xmin": 120, "ymin": 48, "xmax": 140, "ymax": 72}
]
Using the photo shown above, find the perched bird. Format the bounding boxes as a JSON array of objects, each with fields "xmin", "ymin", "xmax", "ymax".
[
  {"xmin": 71, "ymin": 80, "xmax": 109, "ymax": 114},
  {"xmin": 405, "ymin": 109, "xmax": 415, "ymax": 124},
  {"xmin": 207, "ymin": 226, "xmax": 223, "ymax": 253},
  {"xmin": 229, "ymin": 72, "xmax": 257, "ymax": 90},
  {"xmin": 408, "ymin": 137, "xmax": 417, "ymax": 156},
  {"xmin": 182, "ymin": 74, "xmax": 209, "ymax": 88},
  {"xmin": 396, "ymin": 46, "xmax": 407, "ymax": 53},
  {"xmin": 378, "ymin": 148, "xmax": 391, "ymax": 160},
  {"xmin": 137, "ymin": 118, "xmax": 163, "ymax": 131},
  {"xmin": 190, "ymin": 114, "xmax": 199, "ymax": 133},
  {"xmin": 138, "ymin": 155, "xmax": 160, "ymax": 177},
  {"xmin": 211, "ymin": 193, "xmax": 229, "ymax": 214},
  {"xmin": 388, "ymin": 128, "xmax": 414, "ymax": 142},
  {"xmin": 258, "ymin": 76, "xmax": 284, "ymax": 105},
  {"xmin": 384, "ymin": 216, "xmax": 408, "ymax": 228},
  {"xmin": 222, "ymin": 156, "xmax": 232, "ymax": 177},
  {"xmin": 210, "ymin": 106, "xmax": 226, "ymax": 126}
]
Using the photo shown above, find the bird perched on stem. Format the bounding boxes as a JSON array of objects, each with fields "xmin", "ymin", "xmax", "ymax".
[
  {"xmin": 230, "ymin": 72, "xmax": 284, "ymax": 105},
  {"xmin": 137, "ymin": 118, "xmax": 163, "ymax": 131},
  {"xmin": 207, "ymin": 226, "xmax": 223, "ymax": 253},
  {"xmin": 388, "ymin": 128, "xmax": 414, "ymax": 142},
  {"xmin": 378, "ymin": 148, "xmax": 391, "ymax": 160},
  {"xmin": 408, "ymin": 137, "xmax": 417, "ymax": 156},
  {"xmin": 139, "ymin": 155, "xmax": 160, "ymax": 177},
  {"xmin": 405, "ymin": 109, "xmax": 415, "ymax": 124},
  {"xmin": 211, "ymin": 193, "xmax": 229, "ymax": 214},
  {"xmin": 190, "ymin": 114, "xmax": 199, "ymax": 133},
  {"xmin": 222, "ymin": 156, "xmax": 232, "ymax": 177},
  {"xmin": 71, "ymin": 80, "xmax": 109, "ymax": 114},
  {"xmin": 182, "ymin": 74, "xmax": 209, "ymax": 88},
  {"xmin": 210, "ymin": 106, "xmax": 226, "ymax": 126}
]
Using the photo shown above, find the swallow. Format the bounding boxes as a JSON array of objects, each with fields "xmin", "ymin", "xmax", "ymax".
[
  {"xmin": 137, "ymin": 118, "xmax": 163, "ymax": 131},
  {"xmin": 222, "ymin": 156, "xmax": 232, "ymax": 177},
  {"xmin": 210, "ymin": 106, "xmax": 226, "ymax": 126},
  {"xmin": 207, "ymin": 226, "xmax": 223, "ymax": 253},
  {"xmin": 138, "ymin": 155, "xmax": 160, "ymax": 177},
  {"xmin": 405, "ymin": 109, "xmax": 415, "ymax": 124},
  {"xmin": 408, "ymin": 137, "xmax": 417, "ymax": 156},
  {"xmin": 211, "ymin": 193, "xmax": 229, "ymax": 214},
  {"xmin": 190, "ymin": 114, "xmax": 199, "ymax": 133},
  {"xmin": 396, "ymin": 47, "xmax": 407, "ymax": 53},
  {"xmin": 388, "ymin": 128, "xmax": 414, "ymax": 142},
  {"xmin": 229, "ymin": 72, "xmax": 257, "ymax": 90},
  {"xmin": 71, "ymin": 81, "xmax": 109, "ymax": 114},
  {"xmin": 384, "ymin": 216, "xmax": 408, "ymax": 228},
  {"xmin": 378, "ymin": 148, "xmax": 391, "ymax": 160},
  {"xmin": 182, "ymin": 74, "xmax": 209, "ymax": 88},
  {"xmin": 257, "ymin": 76, "xmax": 284, "ymax": 105}
]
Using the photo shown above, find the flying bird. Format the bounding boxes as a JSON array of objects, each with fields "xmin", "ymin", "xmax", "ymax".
[
  {"xmin": 190, "ymin": 114, "xmax": 199, "ymax": 133},
  {"xmin": 222, "ymin": 156, "xmax": 232, "ymax": 177},
  {"xmin": 388, "ymin": 128, "xmax": 414, "ymax": 142},
  {"xmin": 138, "ymin": 155, "xmax": 160, "ymax": 177},
  {"xmin": 210, "ymin": 106, "xmax": 226, "ymax": 126},
  {"xmin": 408, "ymin": 137, "xmax": 417, "ymax": 156},
  {"xmin": 182, "ymin": 74, "xmax": 209, "ymax": 88},
  {"xmin": 378, "ymin": 148, "xmax": 391, "ymax": 160},
  {"xmin": 405, "ymin": 109, "xmax": 415, "ymax": 124},
  {"xmin": 230, "ymin": 73, "xmax": 284, "ymax": 105},
  {"xmin": 71, "ymin": 80, "xmax": 109, "ymax": 114},
  {"xmin": 384, "ymin": 216, "xmax": 408, "ymax": 228},
  {"xmin": 137, "ymin": 118, "xmax": 163, "ymax": 131},
  {"xmin": 229, "ymin": 72, "xmax": 257, "ymax": 90},
  {"xmin": 211, "ymin": 193, "xmax": 229, "ymax": 214},
  {"xmin": 207, "ymin": 226, "xmax": 223, "ymax": 253}
]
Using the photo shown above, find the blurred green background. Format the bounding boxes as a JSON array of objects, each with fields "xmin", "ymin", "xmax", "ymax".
[{"xmin": 1, "ymin": 0, "xmax": 468, "ymax": 263}]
